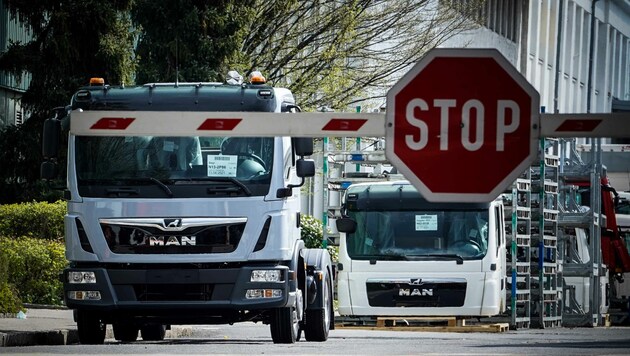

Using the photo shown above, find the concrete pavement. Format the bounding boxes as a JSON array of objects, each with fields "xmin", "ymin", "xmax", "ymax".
[
  {"xmin": 0, "ymin": 306, "xmax": 77, "ymax": 347},
  {"xmin": 0, "ymin": 305, "xmax": 192, "ymax": 347}
]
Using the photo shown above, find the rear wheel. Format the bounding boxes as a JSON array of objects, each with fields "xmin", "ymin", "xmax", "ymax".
[
  {"xmin": 113, "ymin": 322, "xmax": 139, "ymax": 342},
  {"xmin": 305, "ymin": 271, "xmax": 332, "ymax": 341},
  {"xmin": 141, "ymin": 324, "xmax": 166, "ymax": 341},
  {"xmin": 76, "ymin": 310, "xmax": 106, "ymax": 345}
]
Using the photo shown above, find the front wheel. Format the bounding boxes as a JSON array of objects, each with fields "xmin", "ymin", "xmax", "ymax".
[
  {"xmin": 270, "ymin": 295, "xmax": 300, "ymax": 344},
  {"xmin": 304, "ymin": 271, "xmax": 332, "ymax": 341},
  {"xmin": 113, "ymin": 322, "xmax": 139, "ymax": 342},
  {"xmin": 76, "ymin": 310, "xmax": 106, "ymax": 345}
]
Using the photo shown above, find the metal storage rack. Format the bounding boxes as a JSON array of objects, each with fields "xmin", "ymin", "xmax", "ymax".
[
  {"xmin": 558, "ymin": 138, "xmax": 604, "ymax": 327},
  {"xmin": 503, "ymin": 173, "xmax": 532, "ymax": 329},
  {"xmin": 530, "ymin": 138, "xmax": 562, "ymax": 328}
]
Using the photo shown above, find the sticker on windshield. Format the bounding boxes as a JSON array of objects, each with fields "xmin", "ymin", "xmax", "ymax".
[
  {"xmin": 163, "ymin": 140, "xmax": 175, "ymax": 152},
  {"xmin": 207, "ymin": 155, "xmax": 238, "ymax": 177},
  {"xmin": 415, "ymin": 214, "xmax": 438, "ymax": 231}
]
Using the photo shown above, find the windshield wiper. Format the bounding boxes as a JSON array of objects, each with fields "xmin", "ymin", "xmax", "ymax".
[
  {"xmin": 146, "ymin": 177, "xmax": 173, "ymax": 198},
  {"xmin": 80, "ymin": 177, "xmax": 173, "ymax": 198},
  {"xmin": 358, "ymin": 254, "xmax": 408, "ymax": 261},
  {"xmin": 380, "ymin": 254, "xmax": 409, "ymax": 260},
  {"xmin": 408, "ymin": 254, "xmax": 465, "ymax": 264},
  {"xmin": 115, "ymin": 177, "xmax": 174, "ymax": 198},
  {"xmin": 173, "ymin": 177, "xmax": 252, "ymax": 196}
]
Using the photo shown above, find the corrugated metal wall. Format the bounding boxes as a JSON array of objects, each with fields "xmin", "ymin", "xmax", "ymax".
[
  {"xmin": 526, "ymin": 0, "xmax": 630, "ymax": 115},
  {"xmin": 0, "ymin": 0, "xmax": 32, "ymax": 126},
  {"xmin": 0, "ymin": 0, "xmax": 31, "ymax": 91}
]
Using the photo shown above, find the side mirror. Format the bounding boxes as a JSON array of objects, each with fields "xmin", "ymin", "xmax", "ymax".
[
  {"xmin": 336, "ymin": 218, "xmax": 357, "ymax": 234},
  {"xmin": 293, "ymin": 138, "xmax": 313, "ymax": 156},
  {"xmin": 276, "ymin": 159, "xmax": 315, "ymax": 198},
  {"xmin": 42, "ymin": 118, "xmax": 61, "ymax": 159},
  {"xmin": 296, "ymin": 159, "xmax": 315, "ymax": 178}
]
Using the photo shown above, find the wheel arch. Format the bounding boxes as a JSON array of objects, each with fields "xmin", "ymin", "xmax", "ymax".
[{"xmin": 303, "ymin": 248, "xmax": 333, "ymax": 310}]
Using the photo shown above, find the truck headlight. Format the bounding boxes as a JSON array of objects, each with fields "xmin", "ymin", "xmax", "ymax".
[
  {"xmin": 68, "ymin": 291, "xmax": 101, "ymax": 300},
  {"xmin": 250, "ymin": 270, "xmax": 283, "ymax": 282},
  {"xmin": 68, "ymin": 271, "xmax": 97, "ymax": 284},
  {"xmin": 245, "ymin": 289, "xmax": 282, "ymax": 299}
]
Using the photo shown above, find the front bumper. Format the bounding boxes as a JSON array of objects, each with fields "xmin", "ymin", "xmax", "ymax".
[{"xmin": 63, "ymin": 264, "xmax": 294, "ymax": 313}]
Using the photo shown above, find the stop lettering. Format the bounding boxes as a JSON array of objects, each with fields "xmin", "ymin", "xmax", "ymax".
[{"xmin": 405, "ymin": 98, "xmax": 520, "ymax": 152}]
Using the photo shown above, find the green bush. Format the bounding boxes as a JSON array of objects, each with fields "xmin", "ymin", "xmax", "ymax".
[
  {"xmin": 0, "ymin": 246, "xmax": 22, "ymax": 313},
  {"xmin": 0, "ymin": 200, "xmax": 66, "ymax": 240},
  {"xmin": 0, "ymin": 201, "xmax": 66, "ymax": 309},
  {"xmin": 301, "ymin": 215, "xmax": 338, "ymax": 263},
  {"xmin": 301, "ymin": 214, "xmax": 325, "ymax": 249},
  {"xmin": 0, "ymin": 237, "xmax": 66, "ymax": 305},
  {"xmin": 0, "ymin": 284, "xmax": 22, "ymax": 314},
  {"xmin": 327, "ymin": 245, "xmax": 339, "ymax": 263}
]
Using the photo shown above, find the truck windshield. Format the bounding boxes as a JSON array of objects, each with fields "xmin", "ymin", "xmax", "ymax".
[
  {"xmin": 75, "ymin": 136, "xmax": 273, "ymax": 198},
  {"xmin": 345, "ymin": 209, "xmax": 489, "ymax": 260}
]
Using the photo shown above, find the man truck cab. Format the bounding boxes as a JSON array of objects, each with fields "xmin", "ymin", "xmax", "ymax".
[{"xmin": 335, "ymin": 181, "xmax": 507, "ymax": 317}]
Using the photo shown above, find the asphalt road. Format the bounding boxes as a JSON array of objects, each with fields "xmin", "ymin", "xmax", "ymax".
[{"xmin": 2, "ymin": 321, "xmax": 630, "ymax": 355}]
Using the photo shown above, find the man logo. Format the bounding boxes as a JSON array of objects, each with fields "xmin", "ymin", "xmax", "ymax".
[
  {"xmin": 399, "ymin": 288, "xmax": 434, "ymax": 297},
  {"xmin": 163, "ymin": 219, "xmax": 182, "ymax": 229},
  {"xmin": 149, "ymin": 236, "xmax": 196, "ymax": 246}
]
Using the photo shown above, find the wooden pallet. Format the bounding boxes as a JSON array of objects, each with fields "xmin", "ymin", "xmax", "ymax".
[
  {"xmin": 376, "ymin": 316, "xmax": 461, "ymax": 327},
  {"xmin": 336, "ymin": 316, "xmax": 510, "ymax": 333}
]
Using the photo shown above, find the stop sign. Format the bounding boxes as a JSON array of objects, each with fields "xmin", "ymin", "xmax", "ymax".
[{"xmin": 385, "ymin": 48, "xmax": 540, "ymax": 202}]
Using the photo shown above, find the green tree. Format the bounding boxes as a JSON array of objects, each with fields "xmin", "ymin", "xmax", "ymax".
[
  {"xmin": 131, "ymin": 1, "xmax": 482, "ymax": 110},
  {"xmin": 131, "ymin": 0, "xmax": 254, "ymax": 83},
  {"xmin": 0, "ymin": 0, "xmax": 137, "ymax": 203},
  {"xmin": 0, "ymin": 120, "xmax": 53, "ymax": 203},
  {"xmin": 239, "ymin": 0, "xmax": 484, "ymax": 111}
]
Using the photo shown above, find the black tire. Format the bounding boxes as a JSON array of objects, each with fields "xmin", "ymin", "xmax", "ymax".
[
  {"xmin": 270, "ymin": 304, "xmax": 299, "ymax": 344},
  {"xmin": 76, "ymin": 310, "xmax": 106, "ymax": 345},
  {"xmin": 305, "ymin": 272, "xmax": 332, "ymax": 341},
  {"xmin": 113, "ymin": 322, "xmax": 139, "ymax": 342},
  {"xmin": 141, "ymin": 324, "xmax": 166, "ymax": 341}
]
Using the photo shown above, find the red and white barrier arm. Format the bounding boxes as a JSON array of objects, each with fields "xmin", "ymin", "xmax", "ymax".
[
  {"xmin": 71, "ymin": 110, "xmax": 630, "ymax": 138},
  {"xmin": 540, "ymin": 112, "xmax": 630, "ymax": 138},
  {"xmin": 70, "ymin": 110, "xmax": 386, "ymax": 137}
]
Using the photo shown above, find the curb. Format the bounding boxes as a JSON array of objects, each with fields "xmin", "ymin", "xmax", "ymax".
[
  {"xmin": 22, "ymin": 303, "xmax": 70, "ymax": 310},
  {"xmin": 1, "ymin": 326, "xmax": 194, "ymax": 347},
  {"xmin": 0, "ymin": 329, "xmax": 78, "ymax": 347}
]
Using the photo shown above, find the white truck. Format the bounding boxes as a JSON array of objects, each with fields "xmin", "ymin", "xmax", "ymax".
[
  {"xmin": 335, "ymin": 181, "xmax": 507, "ymax": 318},
  {"xmin": 40, "ymin": 73, "xmax": 334, "ymax": 344}
]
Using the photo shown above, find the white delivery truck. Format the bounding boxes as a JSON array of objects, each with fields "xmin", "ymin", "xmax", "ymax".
[
  {"xmin": 335, "ymin": 181, "xmax": 507, "ymax": 318},
  {"xmin": 41, "ymin": 73, "xmax": 334, "ymax": 344}
]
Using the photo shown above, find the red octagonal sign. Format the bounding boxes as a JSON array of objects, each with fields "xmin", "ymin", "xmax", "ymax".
[{"xmin": 386, "ymin": 48, "xmax": 540, "ymax": 202}]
